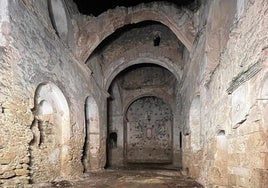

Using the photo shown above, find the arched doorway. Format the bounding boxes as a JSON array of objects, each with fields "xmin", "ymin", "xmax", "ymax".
[
  {"xmin": 106, "ymin": 63, "xmax": 179, "ymax": 168},
  {"xmin": 30, "ymin": 82, "xmax": 71, "ymax": 182},
  {"xmin": 85, "ymin": 21, "xmax": 185, "ymax": 169},
  {"xmin": 83, "ymin": 96, "xmax": 100, "ymax": 172},
  {"xmin": 125, "ymin": 96, "xmax": 173, "ymax": 164}
]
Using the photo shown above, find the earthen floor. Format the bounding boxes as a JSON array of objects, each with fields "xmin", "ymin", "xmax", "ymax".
[{"xmin": 36, "ymin": 168, "xmax": 203, "ymax": 188}]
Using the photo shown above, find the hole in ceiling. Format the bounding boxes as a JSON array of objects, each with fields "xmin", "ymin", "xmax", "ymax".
[
  {"xmin": 154, "ymin": 35, "xmax": 161, "ymax": 46},
  {"xmin": 73, "ymin": 0, "xmax": 200, "ymax": 16}
]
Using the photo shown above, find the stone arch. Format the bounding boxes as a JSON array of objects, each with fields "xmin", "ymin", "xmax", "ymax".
[
  {"xmin": 76, "ymin": 2, "xmax": 196, "ymax": 62},
  {"xmin": 83, "ymin": 95, "xmax": 101, "ymax": 172},
  {"xmin": 189, "ymin": 95, "xmax": 201, "ymax": 151},
  {"xmin": 104, "ymin": 57, "xmax": 182, "ymax": 90},
  {"xmin": 125, "ymin": 96, "xmax": 173, "ymax": 163},
  {"xmin": 106, "ymin": 62, "xmax": 179, "ymax": 166},
  {"xmin": 31, "ymin": 82, "xmax": 71, "ymax": 182}
]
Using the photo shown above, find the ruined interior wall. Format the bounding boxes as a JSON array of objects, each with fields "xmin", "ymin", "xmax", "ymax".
[
  {"xmin": 73, "ymin": 2, "xmax": 197, "ymax": 63},
  {"xmin": 178, "ymin": 1, "xmax": 206, "ymax": 177},
  {"xmin": 0, "ymin": 0, "xmax": 104, "ymax": 186},
  {"xmin": 99, "ymin": 24, "xmax": 183, "ymax": 71},
  {"xmin": 212, "ymin": 0, "xmax": 268, "ymax": 186},
  {"xmin": 83, "ymin": 15, "xmax": 195, "ymax": 170},
  {"xmin": 1, "ymin": 0, "xmax": 266, "ymax": 186},
  {"xmin": 0, "ymin": 1, "xmax": 32, "ymax": 185},
  {"xmin": 181, "ymin": 0, "xmax": 268, "ymax": 187},
  {"xmin": 85, "ymin": 23, "xmax": 183, "ymax": 92},
  {"xmin": 86, "ymin": 23, "xmax": 183, "ymax": 168},
  {"xmin": 125, "ymin": 96, "xmax": 173, "ymax": 163},
  {"xmin": 108, "ymin": 66, "xmax": 178, "ymax": 167}
]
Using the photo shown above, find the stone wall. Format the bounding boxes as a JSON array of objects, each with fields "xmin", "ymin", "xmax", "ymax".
[
  {"xmin": 107, "ymin": 65, "xmax": 179, "ymax": 167},
  {"xmin": 86, "ymin": 23, "xmax": 184, "ymax": 90},
  {"xmin": 85, "ymin": 22, "xmax": 184, "ymax": 168},
  {"xmin": 0, "ymin": 0, "xmax": 267, "ymax": 187},
  {"xmin": 126, "ymin": 96, "xmax": 173, "ymax": 163},
  {"xmin": 181, "ymin": 0, "xmax": 268, "ymax": 187},
  {"xmin": 0, "ymin": 0, "xmax": 105, "ymax": 186},
  {"xmin": 73, "ymin": 1, "xmax": 197, "ymax": 63}
]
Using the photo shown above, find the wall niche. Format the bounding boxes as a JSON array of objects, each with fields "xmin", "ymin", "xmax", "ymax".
[{"xmin": 30, "ymin": 82, "xmax": 71, "ymax": 182}]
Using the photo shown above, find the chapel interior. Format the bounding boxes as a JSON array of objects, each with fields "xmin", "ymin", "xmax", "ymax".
[{"xmin": 0, "ymin": 0, "xmax": 267, "ymax": 187}]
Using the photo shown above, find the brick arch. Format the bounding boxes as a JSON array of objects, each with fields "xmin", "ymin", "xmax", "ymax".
[{"xmin": 76, "ymin": 2, "xmax": 196, "ymax": 62}]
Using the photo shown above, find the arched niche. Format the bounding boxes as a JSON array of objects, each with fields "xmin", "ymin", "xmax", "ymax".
[
  {"xmin": 83, "ymin": 95, "xmax": 100, "ymax": 172},
  {"xmin": 31, "ymin": 82, "xmax": 71, "ymax": 182},
  {"xmin": 35, "ymin": 83, "xmax": 71, "ymax": 144},
  {"xmin": 189, "ymin": 95, "xmax": 201, "ymax": 151},
  {"xmin": 125, "ymin": 96, "xmax": 173, "ymax": 163},
  {"xmin": 48, "ymin": 0, "xmax": 68, "ymax": 40}
]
